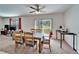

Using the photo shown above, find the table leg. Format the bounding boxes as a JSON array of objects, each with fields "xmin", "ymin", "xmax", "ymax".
[
  {"xmin": 62, "ymin": 33, "xmax": 64, "ymax": 40},
  {"xmin": 39, "ymin": 39, "xmax": 41, "ymax": 53},
  {"xmin": 60, "ymin": 33, "xmax": 62, "ymax": 48},
  {"xmin": 73, "ymin": 35, "xmax": 77, "ymax": 51},
  {"xmin": 73, "ymin": 35, "xmax": 75, "ymax": 50}
]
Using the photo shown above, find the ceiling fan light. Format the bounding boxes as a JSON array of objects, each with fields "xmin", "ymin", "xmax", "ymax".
[{"xmin": 35, "ymin": 11, "xmax": 40, "ymax": 14}]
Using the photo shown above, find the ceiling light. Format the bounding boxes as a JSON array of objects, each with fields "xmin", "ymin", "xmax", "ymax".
[{"xmin": 35, "ymin": 11, "xmax": 40, "ymax": 14}]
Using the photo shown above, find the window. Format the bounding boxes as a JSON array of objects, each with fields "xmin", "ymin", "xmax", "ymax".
[{"xmin": 35, "ymin": 19, "xmax": 52, "ymax": 34}]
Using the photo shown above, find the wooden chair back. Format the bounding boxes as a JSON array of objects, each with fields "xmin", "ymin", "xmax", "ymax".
[
  {"xmin": 41, "ymin": 31, "xmax": 53, "ymax": 52},
  {"xmin": 24, "ymin": 32, "xmax": 33, "ymax": 41},
  {"xmin": 12, "ymin": 32, "xmax": 23, "ymax": 42}
]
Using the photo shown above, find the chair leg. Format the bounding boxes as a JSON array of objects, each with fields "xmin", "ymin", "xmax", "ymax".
[
  {"xmin": 32, "ymin": 47, "xmax": 35, "ymax": 53},
  {"xmin": 40, "ymin": 42, "xmax": 43, "ymax": 52},
  {"xmin": 36, "ymin": 44, "xmax": 38, "ymax": 50},
  {"xmin": 32, "ymin": 46, "xmax": 37, "ymax": 53},
  {"xmin": 14, "ymin": 43, "xmax": 18, "ymax": 52},
  {"xmin": 49, "ymin": 44, "xmax": 51, "ymax": 52},
  {"xmin": 15, "ymin": 42, "xmax": 18, "ymax": 48},
  {"xmin": 32, "ymin": 45, "xmax": 37, "ymax": 53}
]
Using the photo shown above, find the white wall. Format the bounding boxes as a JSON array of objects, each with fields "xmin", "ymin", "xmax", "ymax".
[
  {"xmin": 1, "ymin": 17, "xmax": 10, "ymax": 30},
  {"xmin": 64, "ymin": 5, "xmax": 79, "ymax": 53},
  {"xmin": 2, "ymin": 18, "xmax": 9, "ymax": 25},
  {"xmin": 0, "ymin": 17, "xmax": 3, "ymax": 30}
]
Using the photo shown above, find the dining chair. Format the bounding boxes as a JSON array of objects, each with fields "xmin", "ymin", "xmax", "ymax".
[
  {"xmin": 24, "ymin": 32, "xmax": 37, "ymax": 52},
  {"xmin": 41, "ymin": 31, "xmax": 53, "ymax": 52},
  {"xmin": 12, "ymin": 32, "xmax": 24, "ymax": 47}
]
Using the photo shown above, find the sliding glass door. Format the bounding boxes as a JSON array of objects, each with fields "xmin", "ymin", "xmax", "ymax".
[{"xmin": 35, "ymin": 19, "xmax": 52, "ymax": 34}]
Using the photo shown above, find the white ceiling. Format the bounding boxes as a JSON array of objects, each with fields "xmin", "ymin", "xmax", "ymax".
[{"xmin": 0, "ymin": 4, "xmax": 73, "ymax": 17}]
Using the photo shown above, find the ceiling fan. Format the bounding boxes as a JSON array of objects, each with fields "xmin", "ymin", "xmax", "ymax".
[{"xmin": 29, "ymin": 4, "xmax": 45, "ymax": 14}]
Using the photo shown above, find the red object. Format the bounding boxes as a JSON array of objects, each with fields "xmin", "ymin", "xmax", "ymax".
[
  {"xmin": 18, "ymin": 17, "xmax": 22, "ymax": 30},
  {"xmin": 49, "ymin": 31, "xmax": 53, "ymax": 38}
]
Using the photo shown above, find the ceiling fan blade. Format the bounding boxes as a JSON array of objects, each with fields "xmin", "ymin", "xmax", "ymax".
[
  {"xmin": 34, "ymin": 4, "xmax": 39, "ymax": 10},
  {"xmin": 30, "ymin": 6, "xmax": 36, "ymax": 10},
  {"xmin": 29, "ymin": 4, "xmax": 45, "ymax": 13},
  {"xmin": 29, "ymin": 11, "xmax": 35, "ymax": 13},
  {"xmin": 37, "ymin": 4, "xmax": 39, "ymax": 8}
]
